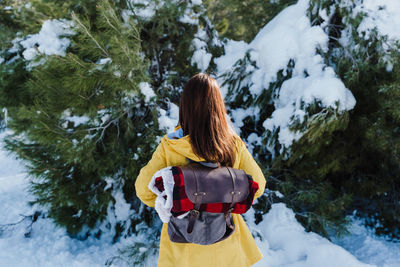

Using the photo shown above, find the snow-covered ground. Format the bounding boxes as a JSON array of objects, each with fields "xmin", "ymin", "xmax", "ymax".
[
  {"xmin": 1, "ymin": 129, "xmax": 399, "ymax": 267},
  {"xmin": 0, "ymin": 130, "xmax": 125, "ymax": 267},
  {"xmin": 248, "ymin": 206, "xmax": 400, "ymax": 267},
  {"xmin": 331, "ymin": 220, "xmax": 400, "ymax": 267}
]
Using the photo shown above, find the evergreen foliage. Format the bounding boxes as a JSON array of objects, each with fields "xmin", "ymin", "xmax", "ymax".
[
  {"xmin": 130, "ymin": 0, "xmax": 222, "ymax": 105},
  {"xmin": 0, "ymin": 0, "xmax": 107, "ymax": 129},
  {"xmin": 269, "ymin": 0, "xmax": 400, "ymax": 239},
  {"xmin": 2, "ymin": 0, "xmax": 160, "ymax": 239},
  {"xmin": 1, "ymin": 2, "xmax": 400, "ymax": 265},
  {"xmin": 0, "ymin": 1, "xmax": 34, "ymax": 130},
  {"xmin": 204, "ymin": 0, "xmax": 297, "ymax": 42},
  {"xmin": 1, "ymin": 0, "xmax": 223, "ymax": 263},
  {"xmin": 219, "ymin": 47, "xmax": 353, "ymax": 238},
  {"xmin": 218, "ymin": 0, "xmax": 400, "ymax": 240}
]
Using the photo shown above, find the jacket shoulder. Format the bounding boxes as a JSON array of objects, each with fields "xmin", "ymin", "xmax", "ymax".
[{"xmin": 233, "ymin": 134, "xmax": 246, "ymax": 152}]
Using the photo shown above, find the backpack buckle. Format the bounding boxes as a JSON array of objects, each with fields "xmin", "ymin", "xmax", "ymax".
[
  {"xmin": 190, "ymin": 209, "xmax": 200, "ymax": 216},
  {"xmin": 224, "ymin": 207, "xmax": 234, "ymax": 218}
]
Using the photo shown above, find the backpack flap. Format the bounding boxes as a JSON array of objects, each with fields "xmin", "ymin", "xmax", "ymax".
[{"xmin": 181, "ymin": 163, "xmax": 250, "ymax": 204}]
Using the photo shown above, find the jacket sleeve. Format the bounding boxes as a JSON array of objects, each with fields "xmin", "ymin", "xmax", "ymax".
[
  {"xmin": 135, "ymin": 139, "xmax": 167, "ymax": 207},
  {"xmin": 238, "ymin": 142, "xmax": 266, "ymax": 200}
]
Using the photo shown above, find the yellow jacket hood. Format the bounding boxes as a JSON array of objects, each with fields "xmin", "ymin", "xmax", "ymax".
[{"xmin": 162, "ymin": 135, "xmax": 205, "ymax": 162}]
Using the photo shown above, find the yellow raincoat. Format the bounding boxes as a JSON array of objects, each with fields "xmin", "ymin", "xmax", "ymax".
[{"xmin": 135, "ymin": 126, "xmax": 266, "ymax": 267}]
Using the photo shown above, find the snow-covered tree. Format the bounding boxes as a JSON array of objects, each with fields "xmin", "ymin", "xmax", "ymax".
[
  {"xmin": 1, "ymin": 0, "xmax": 224, "ymax": 263},
  {"xmin": 127, "ymin": 0, "xmax": 222, "ymax": 121},
  {"xmin": 304, "ymin": 0, "xmax": 400, "ymax": 239},
  {"xmin": 0, "ymin": 0, "xmax": 106, "ymax": 129},
  {"xmin": 216, "ymin": 0, "xmax": 400, "ymax": 239},
  {"xmin": 1, "ymin": 0, "xmax": 162, "ymax": 242}
]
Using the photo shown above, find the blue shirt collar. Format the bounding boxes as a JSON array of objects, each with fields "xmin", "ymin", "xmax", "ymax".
[{"xmin": 167, "ymin": 127, "xmax": 184, "ymax": 140}]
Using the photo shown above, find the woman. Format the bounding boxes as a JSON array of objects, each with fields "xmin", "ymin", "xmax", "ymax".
[{"xmin": 135, "ymin": 73, "xmax": 266, "ymax": 267}]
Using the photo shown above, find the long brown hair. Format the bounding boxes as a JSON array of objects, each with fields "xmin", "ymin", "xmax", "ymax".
[{"xmin": 179, "ymin": 73, "xmax": 236, "ymax": 166}]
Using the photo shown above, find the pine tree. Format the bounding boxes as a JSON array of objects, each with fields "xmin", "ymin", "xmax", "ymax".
[
  {"xmin": 313, "ymin": 0, "xmax": 400, "ymax": 238},
  {"xmin": 271, "ymin": 0, "xmax": 400, "ymax": 239},
  {"xmin": 216, "ymin": 0, "xmax": 400, "ymax": 239},
  {"xmin": 2, "ymin": 0, "xmax": 225, "ymax": 263},
  {"xmin": 255, "ymin": 0, "xmax": 400, "ymax": 239},
  {"xmin": 0, "ymin": 0, "xmax": 104, "ymax": 129},
  {"xmin": 2, "ymin": 0, "xmax": 160, "ymax": 241}
]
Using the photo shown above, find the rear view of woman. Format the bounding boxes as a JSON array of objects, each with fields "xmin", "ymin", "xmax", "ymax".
[{"xmin": 135, "ymin": 73, "xmax": 266, "ymax": 267}]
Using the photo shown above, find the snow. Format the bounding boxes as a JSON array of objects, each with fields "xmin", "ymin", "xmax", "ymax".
[
  {"xmin": 1, "ymin": 108, "xmax": 8, "ymax": 128},
  {"xmin": 247, "ymin": 132, "xmax": 263, "ymax": 154},
  {"xmin": 139, "ymin": 82, "xmax": 156, "ymax": 102},
  {"xmin": 60, "ymin": 108, "xmax": 91, "ymax": 129},
  {"xmin": 158, "ymin": 102, "xmax": 179, "ymax": 134},
  {"xmin": 18, "ymin": 19, "xmax": 75, "ymax": 61},
  {"xmin": 97, "ymin": 58, "xmax": 112, "ymax": 65},
  {"xmin": 179, "ymin": 6, "xmax": 198, "ymax": 25},
  {"xmin": 97, "ymin": 109, "xmax": 111, "ymax": 125},
  {"xmin": 190, "ymin": 8, "xmax": 221, "ymax": 73},
  {"xmin": 215, "ymin": 0, "xmax": 356, "ymax": 149},
  {"xmin": 127, "ymin": 0, "xmax": 156, "ymax": 19},
  {"xmin": 230, "ymin": 107, "xmax": 260, "ymax": 135},
  {"xmin": 216, "ymin": 39, "xmax": 249, "ymax": 97},
  {"xmin": 127, "ymin": 0, "xmax": 172, "ymax": 20},
  {"xmin": 0, "ymin": 217, "xmax": 118, "ymax": 267},
  {"xmin": 191, "ymin": 0, "xmax": 202, "ymax": 5},
  {"xmin": 247, "ymin": 203, "xmax": 375, "ymax": 267},
  {"xmin": 110, "ymin": 187, "xmax": 132, "ymax": 222},
  {"xmin": 337, "ymin": 0, "xmax": 400, "ymax": 73},
  {"xmin": 355, "ymin": 0, "xmax": 400, "ymax": 42},
  {"xmin": 331, "ymin": 217, "xmax": 400, "ymax": 267},
  {"xmin": 191, "ymin": 29, "xmax": 213, "ymax": 72},
  {"xmin": 192, "ymin": 49, "xmax": 212, "ymax": 72}
]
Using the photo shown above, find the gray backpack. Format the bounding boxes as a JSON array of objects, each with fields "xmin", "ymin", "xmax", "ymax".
[{"xmin": 167, "ymin": 162, "xmax": 250, "ymax": 245}]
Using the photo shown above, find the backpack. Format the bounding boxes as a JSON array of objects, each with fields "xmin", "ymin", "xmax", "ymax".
[{"xmin": 167, "ymin": 162, "xmax": 251, "ymax": 245}]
